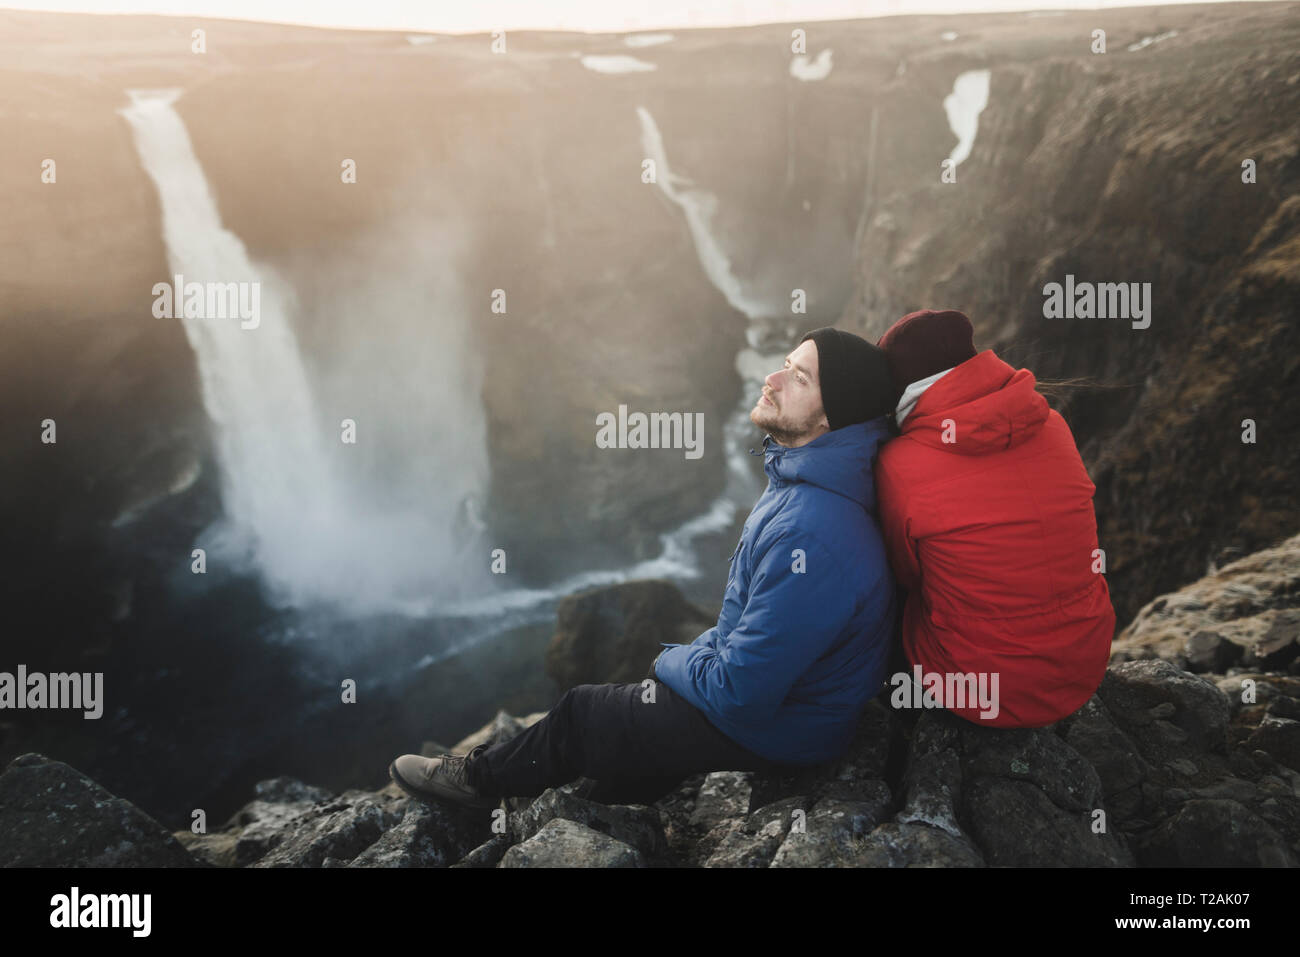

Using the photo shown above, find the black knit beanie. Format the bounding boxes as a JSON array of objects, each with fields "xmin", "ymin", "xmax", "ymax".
[{"xmin": 797, "ymin": 327, "xmax": 896, "ymax": 432}]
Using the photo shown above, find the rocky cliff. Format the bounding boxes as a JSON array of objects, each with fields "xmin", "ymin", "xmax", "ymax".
[
  {"xmin": 837, "ymin": 3, "xmax": 1300, "ymax": 625},
  {"xmin": 3, "ymin": 3, "xmax": 1298, "ymax": 868},
  {"xmin": 6, "ymin": 4, "xmax": 1297, "ymax": 660},
  {"xmin": 5, "ymin": 532, "xmax": 1297, "ymax": 867}
]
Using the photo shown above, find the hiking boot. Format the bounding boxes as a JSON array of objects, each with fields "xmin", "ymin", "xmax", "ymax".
[{"xmin": 389, "ymin": 743, "xmax": 499, "ymax": 808}]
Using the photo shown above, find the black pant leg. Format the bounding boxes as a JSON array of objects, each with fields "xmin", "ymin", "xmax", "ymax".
[{"xmin": 466, "ymin": 680, "xmax": 789, "ymax": 801}]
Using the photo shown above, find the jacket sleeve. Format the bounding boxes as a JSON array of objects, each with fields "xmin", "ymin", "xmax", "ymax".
[
  {"xmin": 653, "ymin": 526, "xmax": 856, "ymax": 725},
  {"xmin": 874, "ymin": 454, "xmax": 921, "ymax": 592},
  {"xmin": 650, "ymin": 625, "xmax": 719, "ymax": 680}
]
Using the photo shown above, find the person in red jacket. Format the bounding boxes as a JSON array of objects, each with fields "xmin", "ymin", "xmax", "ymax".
[{"xmin": 873, "ymin": 309, "xmax": 1114, "ymax": 728}]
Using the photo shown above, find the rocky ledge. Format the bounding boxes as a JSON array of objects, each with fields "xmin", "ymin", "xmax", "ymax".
[{"xmin": 4, "ymin": 534, "xmax": 1298, "ymax": 868}]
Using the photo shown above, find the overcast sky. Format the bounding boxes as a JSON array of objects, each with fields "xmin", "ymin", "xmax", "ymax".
[{"xmin": 0, "ymin": 0, "xmax": 1251, "ymax": 33}]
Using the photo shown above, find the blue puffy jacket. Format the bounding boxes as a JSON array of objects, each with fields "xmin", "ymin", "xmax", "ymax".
[{"xmin": 654, "ymin": 417, "xmax": 898, "ymax": 766}]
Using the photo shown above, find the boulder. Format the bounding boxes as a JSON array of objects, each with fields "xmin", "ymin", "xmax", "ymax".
[
  {"xmin": 545, "ymin": 580, "xmax": 715, "ymax": 691},
  {"xmin": 506, "ymin": 787, "xmax": 667, "ymax": 859},
  {"xmin": 689, "ymin": 771, "xmax": 753, "ymax": 830},
  {"xmin": 349, "ymin": 800, "xmax": 489, "ymax": 868},
  {"xmin": 451, "ymin": 709, "xmax": 547, "ymax": 754},
  {"xmin": 703, "ymin": 797, "xmax": 810, "ymax": 868},
  {"xmin": 1137, "ymin": 799, "xmax": 1293, "ymax": 867},
  {"xmin": 251, "ymin": 790, "xmax": 411, "ymax": 868},
  {"xmin": 212, "ymin": 777, "xmax": 338, "ymax": 867},
  {"xmin": 852, "ymin": 823, "xmax": 986, "ymax": 868},
  {"xmin": 768, "ymin": 794, "xmax": 895, "ymax": 867},
  {"xmin": 498, "ymin": 818, "xmax": 644, "ymax": 868},
  {"xmin": 451, "ymin": 834, "xmax": 512, "ymax": 869},
  {"xmin": 1097, "ymin": 660, "xmax": 1232, "ymax": 761},
  {"xmin": 0, "ymin": 753, "xmax": 200, "ymax": 867},
  {"xmin": 1113, "ymin": 534, "xmax": 1300, "ymax": 671}
]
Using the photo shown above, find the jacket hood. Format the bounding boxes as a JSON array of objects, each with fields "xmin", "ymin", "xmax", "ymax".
[
  {"xmin": 903, "ymin": 349, "xmax": 1049, "ymax": 454},
  {"xmin": 756, "ymin": 416, "xmax": 891, "ymax": 510}
]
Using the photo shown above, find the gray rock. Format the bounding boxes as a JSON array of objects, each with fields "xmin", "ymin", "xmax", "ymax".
[
  {"xmin": 897, "ymin": 710, "xmax": 965, "ymax": 837},
  {"xmin": 1215, "ymin": 673, "xmax": 1289, "ymax": 715},
  {"xmin": 0, "ymin": 753, "xmax": 201, "ymax": 867},
  {"xmin": 545, "ymin": 580, "xmax": 715, "ymax": 691},
  {"xmin": 1266, "ymin": 695, "xmax": 1300, "ymax": 721},
  {"xmin": 1114, "ymin": 536, "xmax": 1300, "ymax": 669},
  {"xmin": 1148, "ymin": 701, "xmax": 1177, "ymax": 720},
  {"xmin": 1185, "ymin": 631, "xmax": 1243, "ymax": 672},
  {"xmin": 897, "ymin": 747, "xmax": 963, "ymax": 836},
  {"xmin": 1252, "ymin": 611, "xmax": 1300, "ymax": 669},
  {"xmin": 221, "ymin": 797, "xmax": 326, "ymax": 867},
  {"xmin": 1245, "ymin": 715, "xmax": 1300, "ymax": 772},
  {"xmin": 815, "ymin": 698, "xmax": 895, "ymax": 800},
  {"xmin": 769, "ymin": 793, "xmax": 893, "ymax": 867},
  {"xmin": 251, "ymin": 790, "xmax": 409, "ymax": 867},
  {"xmin": 452, "ymin": 709, "xmax": 546, "ymax": 754},
  {"xmin": 1099, "ymin": 660, "xmax": 1231, "ymax": 760},
  {"xmin": 1137, "ymin": 798, "xmax": 1294, "ymax": 866},
  {"xmin": 507, "ymin": 787, "xmax": 667, "ymax": 859},
  {"xmin": 498, "ymin": 818, "xmax": 644, "ymax": 868},
  {"xmin": 959, "ymin": 722, "xmax": 1104, "ymax": 814},
  {"xmin": 963, "ymin": 777, "xmax": 1134, "ymax": 866},
  {"xmin": 349, "ymin": 800, "xmax": 490, "ymax": 867},
  {"xmin": 251, "ymin": 777, "xmax": 334, "ymax": 805},
  {"xmin": 852, "ymin": 822, "xmax": 986, "ymax": 868},
  {"xmin": 689, "ymin": 771, "xmax": 753, "ymax": 829},
  {"xmin": 702, "ymin": 797, "xmax": 810, "ymax": 868},
  {"xmin": 174, "ymin": 829, "xmax": 239, "ymax": 867},
  {"xmin": 451, "ymin": 834, "xmax": 512, "ymax": 868},
  {"xmin": 1189, "ymin": 775, "xmax": 1266, "ymax": 804},
  {"xmin": 1060, "ymin": 695, "xmax": 1150, "ymax": 819}
]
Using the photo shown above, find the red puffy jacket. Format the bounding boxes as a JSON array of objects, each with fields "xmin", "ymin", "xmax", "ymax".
[{"xmin": 874, "ymin": 349, "xmax": 1114, "ymax": 728}]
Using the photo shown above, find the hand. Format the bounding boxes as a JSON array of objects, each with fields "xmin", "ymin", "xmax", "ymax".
[{"xmin": 645, "ymin": 651, "xmax": 662, "ymax": 683}]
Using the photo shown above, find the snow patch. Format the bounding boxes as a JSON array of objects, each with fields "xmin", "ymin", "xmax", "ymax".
[
  {"xmin": 790, "ymin": 49, "xmax": 833, "ymax": 82},
  {"xmin": 624, "ymin": 33, "xmax": 673, "ymax": 48},
  {"xmin": 943, "ymin": 69, "xmax": 991, "ymax": 169},
  {"xmin": 1128, "ymin": 30, "xmax": 1178, "ymax": 52},
  {"xmin": 580, "ymin": 54, "xmax": 657, "ymax": 74}
]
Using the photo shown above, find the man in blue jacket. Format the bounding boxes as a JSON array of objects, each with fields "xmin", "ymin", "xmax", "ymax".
[{"xmin": 389, "ymin": 327, "xmax": 899, "ymax": 808}]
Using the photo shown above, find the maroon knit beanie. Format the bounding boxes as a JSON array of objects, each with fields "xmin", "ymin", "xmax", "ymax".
[{"xmin": 876, "ymin": 309, "xmax": 977, "ymax": 397}]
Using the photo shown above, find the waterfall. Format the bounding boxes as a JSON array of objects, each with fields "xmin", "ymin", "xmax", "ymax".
[
  {"xmin": 633, "ymin": 105, "xmax": 785, "ymax": 557},
  {"xmin": 636, "ymin": 105, "xmax": 773, "ymax": 322},
  {"xmin": 119, "ymin": 89, "xmax": 491, "ymax": 616}
]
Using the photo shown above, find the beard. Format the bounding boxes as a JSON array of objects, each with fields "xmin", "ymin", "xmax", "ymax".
[{"xmin": 750, "ymin": 399, "xmax": 821, "ymax": 447}]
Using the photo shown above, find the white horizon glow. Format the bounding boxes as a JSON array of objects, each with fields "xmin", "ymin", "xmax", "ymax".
[{"xmin": 0, "ymin": 0, "xmax": 1259, "ymax": 35}]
